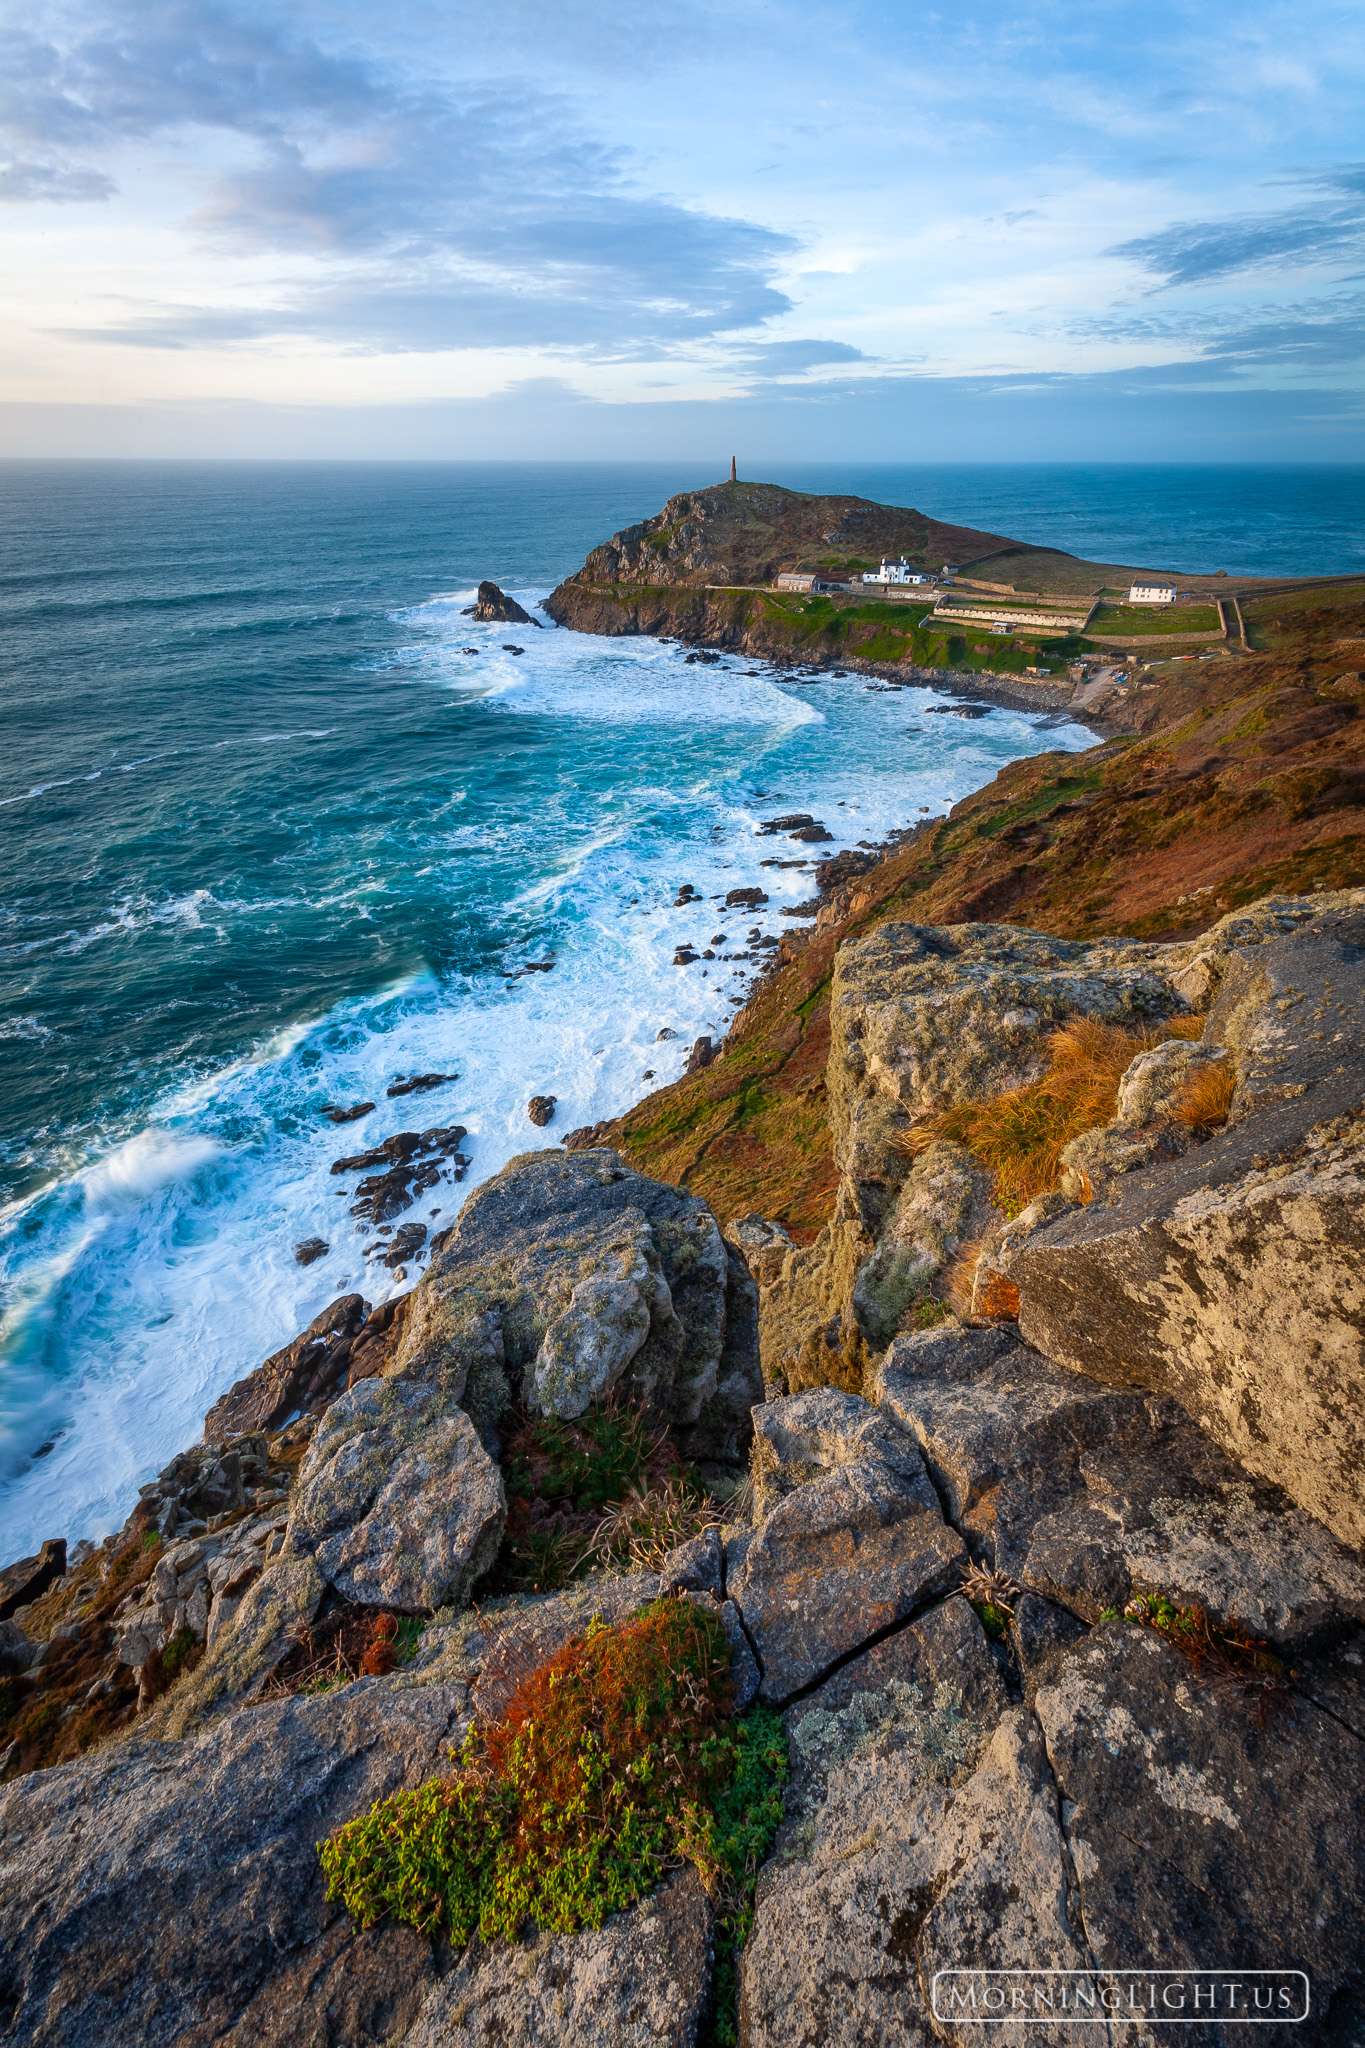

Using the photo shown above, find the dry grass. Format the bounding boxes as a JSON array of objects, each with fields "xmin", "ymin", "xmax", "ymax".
[
  {"xmin": 900, "ymin": 1014, "xmax": 1205, "ymax": 1216},
  {"xmin": 588, "ymin": 1476, "xmax": 724, "ymax": 1574},
  {"xmin": 1173, "ymin": 1059, "xmax": 1236, "ymax": 1133}
]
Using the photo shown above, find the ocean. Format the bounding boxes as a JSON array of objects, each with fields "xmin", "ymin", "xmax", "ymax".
[{"xmin": 0, "ymin": 459, "xmax": 1359, "ymax": 1559}]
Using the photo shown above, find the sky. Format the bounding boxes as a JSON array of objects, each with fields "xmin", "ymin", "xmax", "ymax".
[{"xmin": 2, "ymin": 0, "xmax": 1364, "ymax": 460}]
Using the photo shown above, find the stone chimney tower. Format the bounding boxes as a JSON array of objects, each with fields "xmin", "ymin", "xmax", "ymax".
[{"xmin": 730, "ymin": 457, "xmax": 737, "ymax": 482}]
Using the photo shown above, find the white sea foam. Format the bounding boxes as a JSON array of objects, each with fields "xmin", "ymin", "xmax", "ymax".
[{"xmin": 0, "ymin": 593, "xmax": 1095, "ymax": 1556}]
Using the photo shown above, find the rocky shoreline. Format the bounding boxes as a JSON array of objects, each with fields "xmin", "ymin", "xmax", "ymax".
[{"xmin": 1, "ymin": 496, "xmax": 1362, "ymax": 2046}]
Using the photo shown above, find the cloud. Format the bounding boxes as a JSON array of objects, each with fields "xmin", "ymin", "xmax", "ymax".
[
  {"xmin": 1111, "ymin": 165, "xmax": 1365, "ymax": 286},
  {"xmin": 1062, "ymin": 284, "xmax": 1365, "ymax": 381},
  {"xmin": 0, "ymin": 157, "xmax": 113, "ymax": 201},
  {"xmin": 2, "ymin": 0, "xmax": 793, "ymax": 353},
  {"xmin": 738, "ymin": 338, "xmax": 867, "ymax": 375}
]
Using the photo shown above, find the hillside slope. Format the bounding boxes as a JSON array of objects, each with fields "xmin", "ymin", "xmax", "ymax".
[{"xmin": 567, "ymin": 620, "xmax": 1365, "ymax": 1239}]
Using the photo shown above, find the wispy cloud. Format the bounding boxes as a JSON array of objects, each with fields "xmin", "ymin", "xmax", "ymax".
[
  {"xmin": 3, "ymin": 1, "xmax": 793, "ymax": 353},
  {"xmin": 1111, "ymin": 165, "xmax": 1365, "ymax": 286}
]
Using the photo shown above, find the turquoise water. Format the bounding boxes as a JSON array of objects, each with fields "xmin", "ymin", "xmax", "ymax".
[{"xmin": 0, "ymin": 459, "xmax": 1355, "ymax": 1556}]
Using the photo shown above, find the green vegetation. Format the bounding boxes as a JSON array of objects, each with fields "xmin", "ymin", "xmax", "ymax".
[
  {"xmin": 491, "ymin": 1402, "xmax": 722, "ymax": 1594},
  {"xmin": 318, "ymin": 1599, "xmax": 789, "ymax": 2029},
  {"xmin": 1123, "ymin": 1593, "xmax": 1291, "ymax": 1719},
  {"xmin": 1090, "ymin": 603, "xmax": 1220, "ymax": 635}
]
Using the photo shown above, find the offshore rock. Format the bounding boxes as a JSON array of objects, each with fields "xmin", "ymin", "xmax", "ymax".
[
  {"xmin": 285, "ymin": 1377, "xmax": 505, "ymax": 1612},
  {"xmin": 407, "ymin": 1868, "xmax": 711, "ymax": 2048},
  {"xmin": 0, "ymin": 1680, "xmax": 466, "ymax": 2047},
  {"xmin": 398, "ymin": 1149, "xmax": 762, "ymax": 1464},
  {"xmin": 728, "ymin": 1389, "xmax": 964, "ymax": 1702},
  {"xmin": 468, "ymin": 580, "xmax": 537, "ymax": 625}
]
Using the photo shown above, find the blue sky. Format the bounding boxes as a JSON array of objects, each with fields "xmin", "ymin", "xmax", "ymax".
[{"xmin": 2, "ymin": 0, "xmax": 1364, "ymax": 458}]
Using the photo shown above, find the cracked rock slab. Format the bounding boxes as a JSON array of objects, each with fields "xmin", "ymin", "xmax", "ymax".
[
  {"xmin": 876, "ymin": 1331, "xmax": 1365, "ymax": 1651},
  {"xmin": 742, "ymin": 1599, "xmax": 1093, "ymax": 2048},
  {"xmin": 0, "ymin": 1679, "xmax": 468, "ymax": 2048},
  {"xmin": 730, "ymin": 1392, "xmax": 965, "ymax": 1703},
  {"xmin": 1011, "ymin": 921, "xmax": 1365, "ymax": 1551},
  {"xmin": 405, "ymin": 1866, "xmax": 711, "ymax": 2048},
  {"xmin": 1035, "ymin": 1623, "xmax": 1365, "ymax": 2018}
]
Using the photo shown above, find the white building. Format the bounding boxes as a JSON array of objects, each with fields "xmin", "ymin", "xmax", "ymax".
[
  {"xmin": 1129, "ymin": 583, "xmax": 1177, "ymax": 605},
  {"xmin": 861, "ymin": 558, "xmax": 928, "ymax": 586}
]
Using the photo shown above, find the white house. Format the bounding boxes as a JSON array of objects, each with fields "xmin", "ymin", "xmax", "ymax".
[
  {"xmin": 860, "ymin": 558, "xmax": 928, "ymax": 586},
  {"xmin": 1129, "ymin": 583, "xmax": 1177, "ymax": 605}
]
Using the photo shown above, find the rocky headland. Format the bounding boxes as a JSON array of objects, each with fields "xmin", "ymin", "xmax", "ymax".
[{"xmin": 2, "ymin": 491, "xmax": 1364, "ymax": 2046}]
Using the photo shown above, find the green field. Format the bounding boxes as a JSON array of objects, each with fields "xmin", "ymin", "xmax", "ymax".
[{"xmin": 1089, "ymin": 603, "xmax": 1221, "ymax": 635}]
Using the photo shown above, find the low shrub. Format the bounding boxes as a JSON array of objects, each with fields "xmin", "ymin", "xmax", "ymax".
[
  {"xmin": 588, "ymin": 1473, "xmax": 721, "ymax": 1574},
  {"xmin": 490, "ymin": 1401, "xmax": 718, "ymax": 1594},
  {"xmin": 1123, "ymin": 1593, "xmax": 1291, "ymax": 1721},
  {"xmin": 319, "ymin": 1596, "xmax": 788, "ymax": 2027}
]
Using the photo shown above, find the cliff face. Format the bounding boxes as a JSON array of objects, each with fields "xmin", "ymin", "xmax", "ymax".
[
  {"xmin": 545, "ymin": 480, "xmax": 1017, "ymax": 601},
  {"xmin": 3, "ymin": 519, "xmax": 1365, "ymax": 2045}
]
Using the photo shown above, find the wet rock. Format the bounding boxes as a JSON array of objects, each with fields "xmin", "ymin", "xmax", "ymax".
[
  {"xmin": 725, "ymin": 886, "xmax": 768, "ymax": 908},
  {"xmin": 790, "ymin": 824, "xmax": 834, "ymax": 843},
  {"xmin": 285, "ymin": 1378, "xmax": 505, "ymax": 1613},
  {"xmin": 407, "ymin": 1866, "xmax": 711, "ymax": 2047},
  {"xmin": 468, "ymin": 580, "xmax": 535, "ymax": 625},
  {"xmin": 728, "ymin": 1389, "xmax": 965, "ymax": 1702},
  {"xmin": 756, "ymin": 813, "xmax": 820, "ymax": 836},
  {"xmin": 0, "ymin": 1680, "xmax": 465, "ymax": 2046},
  {"xmin": 335, "ymin": 1126, "xmax": 471, "ymax": 1225},
  {"xmin": 502, "ymin": 644, "xmax": 524, "ymax": 655},
  {"xmin": 780, "ymin": 900, "xmax": 821, "ymax": 918},
  {"xmin": 292, "ymin": 1236, "xmax": 329, "ymax": 1266},
  {"xmin": 526, "ymin": 1094, "xmax": 557, "ymax": 1127},
  {"xmin": 1035, "ymin": 1622, "xmax": 1365, "ymax": 2002},
  {"xmin": 398, "ymin": 1150, "xmax": 761, "ymax": 1465},
  {"xmin": 373, "ymin": 1223, "xmax": 426, "ymax": 1271},
  {"xmin": 387, "ymin": 1072, "xmax": 454, "ymax": 1098},
  {"xmin": 815, "ymin": 849, "xmax": 877, "ymax": 891},
  {"xmin": 673, "ymin": 946, "xmax": 699, "ymax": 966},
  {"xmin": 319, "ymin": 1100, "xmax": 374, "ymax": 1123},
  {"xmin": 0, "ymin": 1540, "xmax": 65, "ymax": 1622},
  {"xmin": 203, "ymin": 1295, "xmax": 368, "ymax": 1444}
]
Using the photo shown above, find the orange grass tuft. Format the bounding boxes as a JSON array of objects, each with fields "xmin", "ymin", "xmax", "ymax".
[
  {"xmin": 900, "ymin": 1015, "xmax": 1205, "ymax": 1216},
  {"xmin": 1172, "ymin": 1059, "xmax": 1236, "ymax": 1134}
]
